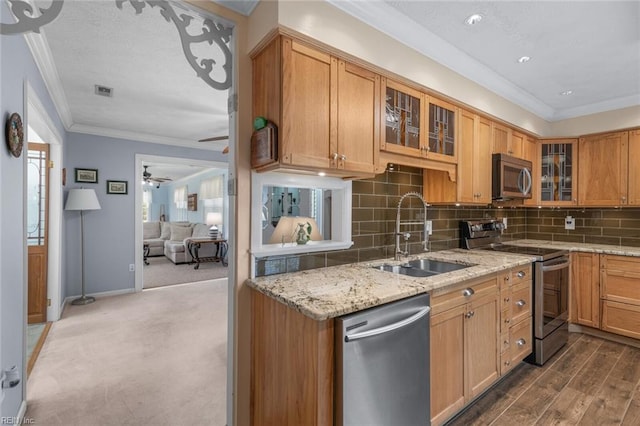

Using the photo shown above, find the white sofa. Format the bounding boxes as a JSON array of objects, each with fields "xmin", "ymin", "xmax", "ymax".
[{"xmin": 144, "ymin": 221, "xmax": 218, "ymax": 264}]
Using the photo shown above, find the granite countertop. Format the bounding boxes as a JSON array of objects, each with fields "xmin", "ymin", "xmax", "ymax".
[
  {"xmin": 505, "ymin": 239, "xmax": 640, "ymax": 257},
  {"xmin": 247, "ymin": 249, "xmax": 535, "ymax": 321}
]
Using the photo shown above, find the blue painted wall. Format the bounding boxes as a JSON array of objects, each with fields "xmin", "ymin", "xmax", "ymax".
[
  {"xmin": 63, "ymin": 132, "xmax": 227, "ymax": 299},
  {"xmin": 0, "ymin": 2, "xmax": 67, "ymax": 417}
]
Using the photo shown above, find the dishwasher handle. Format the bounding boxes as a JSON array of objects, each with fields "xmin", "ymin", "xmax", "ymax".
[{"xmin": 344, "ymin": 306, "xmax": 430, "ymax": 342}]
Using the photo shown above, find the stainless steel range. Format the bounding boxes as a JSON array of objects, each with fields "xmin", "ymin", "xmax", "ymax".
[{"xmin": 460, "ymin": 219, "xmax": 570, "ymax": 365}]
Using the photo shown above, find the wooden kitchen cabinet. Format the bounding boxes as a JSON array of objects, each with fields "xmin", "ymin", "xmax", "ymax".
[
  {"xmin": 252, "ymin": 35, "xmax": 378, "ymax": 178},
  {"xmin": 600, "ymin": 254, "xmax": 640, "ymax": 339},
  {"xmin": 430, "ymin": 276, "xmax": 499, "ymax": 425},
  {"xmin": 492, "ymin": 123, "xmax": 521, "ymax": 157},
  {"xmin": 251, "ymin": 290, "xmax": 334, "ymax": 425},
  {"xmin": 424, "ymin": 110, "xmax": 491, "ymax": 205},
  {"xmin": 523, "ymin": 135, "xmax": 540, "ymax": 206},
  {"xmin": 381, "ymin": 78, "xmax": 426, "ymax": 157},
  {"xmin": 538, "ymin": 139, "xmax": 578, "ymax": 206},
  {"xmin": 498, "ymin": 265, "xmax": 533, "ymax": 375},
  {"xmin": 427, "ymin": 97, "xmax": 458, "ymax": 164},
  {"xmin": 578, "ymin": 131, "xmax": 629, "ymax": 206},
  {"xmin": 629, "ymin": 129, "xmax": 640, "ymax": 205},
  {"xmin": 569, "ymin": 252, "xmax": 600, "ymax": 328}
]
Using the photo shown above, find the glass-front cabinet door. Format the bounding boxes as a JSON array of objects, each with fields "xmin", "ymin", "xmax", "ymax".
[
  {"xmin": 539, "ymin": 139, "xmax": 578, "ymax": 205},
  {"xmin": 427, "ymin": 97, "xmax": 457, "ymax": 163},
  {"xmin": 381, "ymin": 78, "xmax": 425, "ymax": 157}
]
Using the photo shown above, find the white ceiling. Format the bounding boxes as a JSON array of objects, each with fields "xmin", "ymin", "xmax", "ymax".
[{"xmin": 26, "ymin": 0, "xmax": 639, "ymax": 155}]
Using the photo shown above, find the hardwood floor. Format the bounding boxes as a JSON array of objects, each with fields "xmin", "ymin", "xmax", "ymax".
[{"xmin": 447, "ymin": 333, "xmax": 640, "ymax": 425}]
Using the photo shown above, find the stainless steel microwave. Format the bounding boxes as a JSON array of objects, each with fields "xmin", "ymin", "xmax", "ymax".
[{"xmin": 492, "ymin": 153, "xmax": 533, "ymax": 200}]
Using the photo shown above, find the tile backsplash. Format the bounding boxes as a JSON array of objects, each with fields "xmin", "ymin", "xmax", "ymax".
[{"xmin": 255, "ymin": 167, "xmax": 640, "ymax": 277}]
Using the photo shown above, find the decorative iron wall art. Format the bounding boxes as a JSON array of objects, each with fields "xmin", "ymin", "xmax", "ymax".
[{"xmin": 1, "ymin": 0, "xmax": 232, "ymax": 91}]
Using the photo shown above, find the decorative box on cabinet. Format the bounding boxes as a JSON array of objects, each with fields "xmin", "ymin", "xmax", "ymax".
[
  {"xmin": 430, "ymin": 276, "xmax": 499, "ymax": 425},
  {"xmin": 251, "ymin": 34, "xmax": 379, "ymax": 178}
]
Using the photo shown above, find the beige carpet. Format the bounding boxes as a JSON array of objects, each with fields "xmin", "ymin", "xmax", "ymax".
[
  {"xmin": 144, "ymin": 256, "xmax": 228, "ymax": 289},
  {"xmin": 26, "ymin": 279, "xmax": 228, "ymax": 426}
]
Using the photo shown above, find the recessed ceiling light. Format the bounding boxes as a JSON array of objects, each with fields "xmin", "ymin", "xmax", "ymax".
[
  {"xmin": 560, "ymin": 90, "xmax": 573, "ymax": 96},
  {"xmin": 517, "ymin": 56, "xmax": 531, "ymax": 63},
  {"xmin": 465, "ymin": 14, "xmax": 483, "ymax": 25}
]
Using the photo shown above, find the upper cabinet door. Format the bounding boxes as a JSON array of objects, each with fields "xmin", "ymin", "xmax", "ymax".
[
  {"xmin": 427, "ymin": 97, "xmax": 457, "ymax": 164},
  {"xmin": 335, "ymin": 61, "xmax": 380, "ymax": 174},
  {"xmin": 281, "ymin": 38, "xmax": 334, "ymax": 169},
  {"xmin": 538, "ymin": 139, "xmax": 578, "ymax": 206},
  {"xmin": 578, "ymin": 131, "xmax": 628, "ymax": 206},
  {"xmin": 510, "ymin": 131, "xmax": 525, "ymax": 159},
  {"xmin": 629, "ymin": 130, "xmax": 640, "ymax": 206},
  {"xmin": 492, "ymin": 123, "xmax": 512, "ymax": 155},
  {"xmin": 381, "ymin": 78, "xmax": 426, "ymax": 157}
]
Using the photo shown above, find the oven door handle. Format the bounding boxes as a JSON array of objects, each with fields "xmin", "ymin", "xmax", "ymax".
[{"xmin": 541, "ymin": 260, "xmax": 570, "ymax": 272}]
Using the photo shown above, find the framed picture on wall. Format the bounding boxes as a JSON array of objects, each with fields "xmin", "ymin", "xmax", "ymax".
[
  {"xmin": 188, "ymin": 193, "xmax": 198, "ymax": 211},
  {"xmin": 75, "ymin": 168, "xmax": 98, "ymax": 183},
  {"xmin": 107, "ymin": 180, "xmax": 128, "ymax": 194}
]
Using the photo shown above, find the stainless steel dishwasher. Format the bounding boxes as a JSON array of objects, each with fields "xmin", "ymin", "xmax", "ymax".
[{"xmin": 335, "ymin": 293, "xmax": 431, "ymax": 426}]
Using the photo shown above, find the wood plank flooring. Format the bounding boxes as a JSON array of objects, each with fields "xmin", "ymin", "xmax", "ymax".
[{"xmin": 447, "ymin": 333, "xmax": 640, "ymax": 425}]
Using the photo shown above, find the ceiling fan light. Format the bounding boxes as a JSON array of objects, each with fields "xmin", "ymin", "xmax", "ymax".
[{"xmin": 465, "ymin": 14, "xmax": 483, "ymax": 25}]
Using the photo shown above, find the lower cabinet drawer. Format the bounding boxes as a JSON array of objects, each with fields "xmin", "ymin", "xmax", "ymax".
[
  {"xmin": 501, "ymin": 316, "xmax": 532, "ymax": 375},
  {"xmin": 601, "ymin": 300, "xmax": 640, "ymax": 340}
]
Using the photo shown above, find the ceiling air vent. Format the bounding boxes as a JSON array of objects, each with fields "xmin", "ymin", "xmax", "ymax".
[{"xmin": 94, "ymin": 85, "xmax": 113, "ymax": 97}]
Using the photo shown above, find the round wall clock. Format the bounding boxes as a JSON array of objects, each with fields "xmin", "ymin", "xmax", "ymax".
[{"xmin": 5, "ymin": 112, "xmax": 24, "ymax": 158}]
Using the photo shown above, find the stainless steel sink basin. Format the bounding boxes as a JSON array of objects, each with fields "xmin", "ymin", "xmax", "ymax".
[
  {"xmin": 404, "ymin": 259, "xmax": 471, "ymax": 274},
  {"xmin": 373, "ymin": 264, "xmax": 437, "ymax": 277}
]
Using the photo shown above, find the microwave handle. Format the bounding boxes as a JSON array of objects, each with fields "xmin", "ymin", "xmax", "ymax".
[
  {"xmin": 523, "ymin": 168, "xmax": 532, "ymax": 195},
  {"xmin": 517, "ymin": 169, "xmax": 525, "ymax": 194}
]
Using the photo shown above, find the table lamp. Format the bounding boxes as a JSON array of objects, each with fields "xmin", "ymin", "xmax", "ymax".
[
  {"xmin": 65, "ymin": 188, "xmax": 101, "ymax": 305},
  {"xmin": 206, "ymin": 212, "xmax": 223, "ymax": 239}
]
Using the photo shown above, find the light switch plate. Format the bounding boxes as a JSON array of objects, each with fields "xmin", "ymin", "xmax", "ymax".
[
  {"xmin": 502, "ymin": 217, "xmax": 508, "ymax": 229},
  {"xmin": 565, "ymin": 216, "xmax": 575, "ymax": 230},
  {"xmin": 426, "ymin": 220, "xmax": 433, "ymax": 236}
]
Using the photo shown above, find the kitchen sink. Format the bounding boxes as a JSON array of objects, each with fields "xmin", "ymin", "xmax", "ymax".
[
  {"xmin": 373, "ymin": 264, "xmax": 437, "ymax": 277},
  {"xmin": 404, "ymin": 259, "xmax": 471, "ymax": 274}
]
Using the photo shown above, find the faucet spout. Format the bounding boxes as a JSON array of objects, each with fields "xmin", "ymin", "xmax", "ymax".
[{"xmin": 395, "ymin": 192, "xmax": 429, "ymax": 261}]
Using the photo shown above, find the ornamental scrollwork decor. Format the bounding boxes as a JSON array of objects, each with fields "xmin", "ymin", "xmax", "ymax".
[{"xmin": 1, "ymin": 0, "xmax": 231, "ymax": 91}]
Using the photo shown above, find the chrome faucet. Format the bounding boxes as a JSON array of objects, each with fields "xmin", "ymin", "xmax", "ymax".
[{"xmin": 395, "ymin": 192, "xmax": 429, "ymax": 261}]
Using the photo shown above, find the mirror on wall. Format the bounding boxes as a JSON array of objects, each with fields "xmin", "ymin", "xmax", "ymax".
[{"xmin": 251, "ymin": 171, "xmax": 353, "ymax": 257}]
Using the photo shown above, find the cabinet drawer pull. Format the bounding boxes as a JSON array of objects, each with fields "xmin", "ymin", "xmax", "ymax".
[
  {"xmin": 462, "ymin": 288, "xmax": 475, "ymax": 297},
  {"xmin": 504, "ymin": 297, "xmax": 510, "ymax": 303},
  {"xmin": 331, "ymin": 153, "xmax": 338, "ymax": 160},
  {"xmin": 465, "ymin": 311, "xmax": 475, "ymax": 319},
  {"xmin": 340, "ymin": 154, "xmax": 347, "ymax": 161},
  {"xmin": 516, "ymin": 338, "xmax": 526, "ymax": 347},
  {"xmin": 505, "ymin": 276, "xmax": 510, "ymax": 282},
  {"xmin": 505, "ymin": 360, "xmax": 511, "ymax": 366},
  {"xmin": 505, "ymin": 318, "xmax": 511, "ymax": 324},
  {"xmin": 516, "ymin": 300, "xmax": 526, "ymax": 307},
  {"xmin": 517, "ymin": 271, "xmax": 526, "ymax": 278}
]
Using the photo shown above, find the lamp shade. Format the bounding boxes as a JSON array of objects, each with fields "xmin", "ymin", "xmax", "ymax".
[
  {"xmin": 269, "ymin": 216, "xmax": 322, "ymax": 244},
  {"xmin": 206, "ymin": 212, "xmax": 223, "ymax": 226},
  {"xmin": 65, "ymin": 189, "xmax": 101, "ymax": 211}
]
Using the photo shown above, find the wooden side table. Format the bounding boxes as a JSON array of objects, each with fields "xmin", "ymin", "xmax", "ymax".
[{"xmin": 187, "ymin": 238, "xmax": 228, "ymax": 270}]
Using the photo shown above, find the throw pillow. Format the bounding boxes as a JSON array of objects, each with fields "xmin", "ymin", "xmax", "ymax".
[
  {"xmin": 160, "ymin": 221, "xmax": 171, "ymax": 239},
  {"xmin": 143, "ymin": 222, "xmax": 160, "ymax": 239},
  {"xmin": 170, "ymin": 224, "xmax": 192, "ymax": 241}
]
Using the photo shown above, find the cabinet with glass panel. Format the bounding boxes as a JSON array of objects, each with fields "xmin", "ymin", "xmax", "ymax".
[
  {"xmin": 538, "ymin": 138, "xmax": 578, "ymax": 206},
  {"xmin": 427, "ymin": 97, "xmax": 458, "ymax": 164}
]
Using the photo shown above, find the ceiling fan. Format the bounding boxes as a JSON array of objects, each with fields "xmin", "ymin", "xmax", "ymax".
[
  {"xmin": 198, "ymin": 135, "xmax": 229, "ymax": 154},
  {"xmin": 142, "ymin": 165, "xmax": 172, "ymax": 187}
]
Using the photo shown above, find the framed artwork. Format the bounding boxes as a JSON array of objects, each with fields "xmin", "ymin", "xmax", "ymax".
[
  {"xmin": 75, "ymin": 168, "xmax": 98, "ymax": 183},
  {"xmin": 187, "ymin": 193, "xmax": 198, "ymax": 211},
  {"xmin": 5, "ymin": 112, "xmax": 24, "ymax": 158},
  {"xmin": 107, "ymin": 180, "xmax": 128, "ymax": 194}
]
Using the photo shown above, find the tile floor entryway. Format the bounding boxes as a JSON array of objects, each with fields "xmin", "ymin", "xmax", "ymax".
[{"xmin": 448, "ymin": 333, "xmax": 640, "ymax": 425}]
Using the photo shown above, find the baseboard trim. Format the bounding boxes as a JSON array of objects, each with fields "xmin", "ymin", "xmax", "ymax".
[
  {"xmin": 569, "ymin": 323, "xmax": 640, "ymax": 349},
  {"xmin": 62, "ymin": 288, "xmax": 136, "ymax": 315},
  {"xmin": 16, "ymin": 400, "xmax": 27, "ymax": 424}
]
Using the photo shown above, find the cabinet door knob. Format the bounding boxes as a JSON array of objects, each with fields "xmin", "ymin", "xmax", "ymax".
[
  {"xmin": 504, "ymin": 297, "xmax": 510, "ymax": 303},
  {"xmin": 516, "ymin": 338, "xmax": 526, "ymax": 347},
  {"xmin": 516, "ymin": 300, "xmax": 526, "ymax": 307},
  {"xmin": 462, "ymin": 288, "xmax": 475, "ymax": 297},
  {"xmin": 622, "ymin": 196, "xmax": 627, "ymax": 203},
  {"xmin": 332, "ymin": 153, "xmax": 338, "ymax": 160},
  {"xmin": 505, "ymin": 276, "xmax": 510, "ymax": 281},
  {"xmin": 517, "ymin": 271, "xmax": 526, "ymax": 278},
  {"xmin": 340, "ymin": 154, "xmax": 347, "ymax": 161},
  {"xmin": 505, "ymin": 360, "xmax": 511, "ymax": 366},
  {"xmin": 505, "ymin": 318, "xmax": 511, "ymax": 324},
  {"xmin": 465, "ymin": 311, "xmax": 475, "ymax": 319}
]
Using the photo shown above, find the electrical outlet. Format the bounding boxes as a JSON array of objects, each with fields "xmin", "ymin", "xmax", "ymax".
[
  {"xmin": 129, "ymin": 264, "xmax": 135, "ymax": 272},
  {"xmin": 426, "ymin": 220, "xmax": 433, "ymax": 236},
  {"xmin": 502, "ymin": 217, "xmax": 508, "ymax": 229},
  {"xmin": 565, "ymin": 216, "xmax": 575, "ymax": 230}
]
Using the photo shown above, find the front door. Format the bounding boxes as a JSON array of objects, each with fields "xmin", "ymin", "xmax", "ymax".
[{"xmin": 27, "ymin": 143, "xmax": 49, "ymax": 324}]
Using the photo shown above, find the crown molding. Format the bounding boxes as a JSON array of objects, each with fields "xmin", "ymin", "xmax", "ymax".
[
  {"xmin": 551, "ymin": 94, "xmax": 640, "ymax": 121},
  {"xmin": 23, "ymin": 29, "xmax": 74, "ymax": 130},
  {"xmin": 69, "ymin": 123, "xmax": 223, "ymax": 152}
]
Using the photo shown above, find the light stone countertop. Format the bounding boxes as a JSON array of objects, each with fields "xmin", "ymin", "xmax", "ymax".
[
  {"xmin": 247, "ymin": 249, "xmax": 536, "ymax": 321},
  {"xmin": 505, "ymin": 239, "xmax": 640, "ymax": 257}
]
